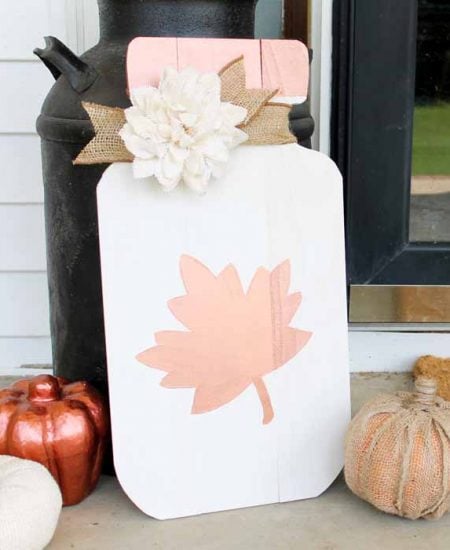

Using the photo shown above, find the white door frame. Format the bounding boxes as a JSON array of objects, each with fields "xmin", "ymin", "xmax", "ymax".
[{"xmin": 310, "ymin": 0, "xmax": 333, "ymax": 154}]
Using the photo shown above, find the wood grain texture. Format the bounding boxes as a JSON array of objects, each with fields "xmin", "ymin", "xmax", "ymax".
[
  {"xmin": 127, "ymin": 38, "xmax": 309, "ymax": 96},
  {"xmin": 127, "ymin": 37, "xmax": 178, "ymax": 90},
  {"xmin": 97, "ymin": 143, "xmax": 349, "ymax": 519},
  {"xmin": 177, "ymin": 38, "xmax": 262, "ymax": 88},
  {"xmin": 261, "ymin": 40, "xmax": 309, "ymax": 97}
]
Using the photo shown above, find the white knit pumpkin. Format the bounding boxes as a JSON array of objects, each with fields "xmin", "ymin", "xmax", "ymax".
[{"xmin": 0, "ymin": 456, "xmax": 62, "ymax": 550}]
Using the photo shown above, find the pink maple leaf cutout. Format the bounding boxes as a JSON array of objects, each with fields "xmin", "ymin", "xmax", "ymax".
[{"xmin": 136, "ymin": 255, "xmax": 312, "ymax": 424}]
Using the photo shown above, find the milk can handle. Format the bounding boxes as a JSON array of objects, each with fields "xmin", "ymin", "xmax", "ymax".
[{"xmin": 34, "ymin": 36, "xmax": 98, "ymax": 93}]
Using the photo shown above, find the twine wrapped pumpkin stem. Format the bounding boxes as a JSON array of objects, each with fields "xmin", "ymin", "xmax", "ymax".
[{"xmin": 414, "ymin": 376, "xmax": 438, "ymax": 407}]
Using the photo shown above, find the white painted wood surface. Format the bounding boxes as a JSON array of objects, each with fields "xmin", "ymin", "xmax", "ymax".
[
  {"xmin": 0, "ymin": 338, "xmax": 52, "ymax": 371},
  {"xmin": 349, "ymin": 331, "xmax": 450, "ymax": 373},
  {"xmin": 78, "ymin": 0, "xmax": 100, "ymax": 52},
  {"xmin": 0, "ymin": 0, "xmax": 74, "ymax": 373},
  {"xmin": 0, "ymin": 0, "xmax": 67, "ymax": 60},
  {"xmin": 0, "ymin": 273, "xmax": 50, "ymax": 337},
  {"xmin": 310, "ymin": 0, "xmax": 333, "ymax": 154},
  {"xmin": 0, "ymin": 64, "xmax": 53, "ymax": 134},
  {"xmin": 98, "ymin": 143, "xmax": 350, "ymax": 518},
  {"xmin": 0, "ymin": 136, "xmax": 44, "ymax": 203},
  {"xmin": 0, "ymin": 206, "xmax": 46, "ymax": 271}
]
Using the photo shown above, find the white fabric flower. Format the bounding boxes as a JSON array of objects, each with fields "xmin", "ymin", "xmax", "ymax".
[{"xmin": 119, "ymin": 66, "xmax": 248, "ymax": 192}]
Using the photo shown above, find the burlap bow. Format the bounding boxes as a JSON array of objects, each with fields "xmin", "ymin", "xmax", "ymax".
[{"xmin": 74, "ymin": 57, "xmax": 296, "ymax": 166}]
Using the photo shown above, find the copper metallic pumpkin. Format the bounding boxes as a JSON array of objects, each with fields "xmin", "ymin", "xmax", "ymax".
[{"xmin": 0, "ymin": 375, "xmax": 109, "ymax": 506}]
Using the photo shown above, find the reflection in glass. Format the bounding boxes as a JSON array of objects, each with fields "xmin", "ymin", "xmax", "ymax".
[{"xmin": 410, "ymin": 0, "xmax": 450, "ymax": 242}]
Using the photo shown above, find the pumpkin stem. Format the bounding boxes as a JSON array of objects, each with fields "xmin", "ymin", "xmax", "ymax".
[
  {"xmin": 253, "ymin": 378, "xmax": 274, "ymax": 424},
  {"xmin": 414, "ymin": 376, "xmax": 438, "ymax": 406},
  {"xmin": 28, "ymin": 375, "xmax": 60, "ymax": 402}
]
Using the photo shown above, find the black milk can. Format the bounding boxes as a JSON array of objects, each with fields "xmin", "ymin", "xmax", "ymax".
[{"xmin": 35, "ymin": 0, "xmax": 314, "ymax": 394}]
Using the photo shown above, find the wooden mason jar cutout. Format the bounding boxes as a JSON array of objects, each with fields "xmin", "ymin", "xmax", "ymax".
[{"xmin": 97, "ymin": 38, "xmax": 349, "ymax": 519}]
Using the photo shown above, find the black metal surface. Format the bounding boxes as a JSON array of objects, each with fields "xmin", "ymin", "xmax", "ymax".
[
  {"xmin": 36, "ymin": 0, "xmax": 314, "ymax": 393},
  {"xmin": 331, "ymin": 0, "xmax": 450, "ymax": 286},
  {"xmin": 35, "ymin": 37, "xmax": 99, "ymax": 93},
  {"xmin": 99, "ymin": 0, "xmax": 257, "ymax": 40},
  {"xmin": 416, "ymin": 0, "xmax": 450, "ymax": 101}
]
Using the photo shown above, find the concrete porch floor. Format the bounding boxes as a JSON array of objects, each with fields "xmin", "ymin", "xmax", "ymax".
[
  {"xmin": 49, "ymin": 373, "xmax": 450, "ymax": 549},
  {"xmin": 4, "ymin": 373, "xmax": 450, "ymax": 549},
  {"xmin": 49, "ymin": 472, "xmax": 450, "ymax": 550}
]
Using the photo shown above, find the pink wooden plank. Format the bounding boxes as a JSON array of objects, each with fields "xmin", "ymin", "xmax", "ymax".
[
  {"xmin": 127, "ymin": 37, "xmax": 178, "ymax": 90},
  {"xmin": 261, "ymin": 40, "xmax": 309, "ymax": 97},
  {"xmin": 177, "ymin": 38, "xmax": 262, "ymax": 89},
  {"xmin": 126, "ymin": 38, "xmax": 309, "ymax": 97}
]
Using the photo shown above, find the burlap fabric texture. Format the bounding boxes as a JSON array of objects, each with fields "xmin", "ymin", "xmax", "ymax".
[
  {"xmin": 74, "ymin": 57, "xmax": 296, "ymax": 166},
  {"xmin": 345, "ymin": 377, "xmax": 450, "ymax": 520}
]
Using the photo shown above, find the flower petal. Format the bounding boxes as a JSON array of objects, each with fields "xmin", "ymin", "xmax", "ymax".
[
  {"xmin": 132, "ymin": 158, "xmax": 157, "ymax": 179},
  {"xmin": 120, "ymin": 126, "xmax": 156, "ymax": 159},
  {"xmin": 183, "ymin": 170, "xmax": 210, "ymax": 194},
  {"xmin": 196, "ymin": 136, "xmax": 230, "ymax": 163},
  {"xmin": 221, "ymin": 102, "xmax": 248, "ymax": 126},
  {"xmin": 130, "ymin": 86, "xmax": 160, "ymax": 113}
]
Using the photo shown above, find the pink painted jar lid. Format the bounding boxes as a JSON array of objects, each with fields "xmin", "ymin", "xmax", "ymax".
[{"xmin": 126, "ymin": 37, "xmax": 309, "ymax": 99}]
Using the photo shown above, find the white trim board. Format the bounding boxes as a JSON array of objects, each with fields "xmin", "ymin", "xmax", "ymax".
[
  {"xmin": 349, "ymin": 331, "xmax": 450, "ymax": 373},
  {"xmin": 68, "ymin": 0, "xmax": 99, "ymax": 53},
  {"xmin": 63, "ymin": 0, "xmax": 99, "ymax": 54},
  {"xmin": 0, "ymin": 337, "xmax": 52, "ymax": 376},
  {"xmin": 310, "ymin": 0, "xmax": 333, "ymax": 154},
  {"xmin": 351, "ymin": 323, "xmax": 450, "ymax": 332}
]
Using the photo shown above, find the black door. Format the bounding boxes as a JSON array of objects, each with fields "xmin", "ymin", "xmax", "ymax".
[{"xmin": 332, "ymin": 0, "xmax": 450, "ymax": 322}]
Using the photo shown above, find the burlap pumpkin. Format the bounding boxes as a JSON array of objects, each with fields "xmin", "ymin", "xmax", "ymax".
[{"xmin": 345, "ymin": 377, "xmax": 450, "ymax": 520}]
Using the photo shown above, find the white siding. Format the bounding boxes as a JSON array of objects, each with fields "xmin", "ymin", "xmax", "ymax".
[
  {"xmin": 0, "ymin": 1, "xmax": 68, "ymax": 60},
  {"xmin": 349, "ymin": 331, "xmax": 450, "ymax": 373},
  {"xmin": 0, "ymin": 1, "xmax": 82, "ymax": 374},
  {"xmin": 0, "ymin": 273, "xmax": 50, "ymax": 336},
  {"xmin": 0, "ymin": 136, "xmax": 44, "ymax": 203},
  {"xmin": 0, "ymin": 64, "xmax": 54, "ymax": 133},
  {"xmin": 0, "ymin": 337, "xmax": 52, "ymax": 371},
  {"xmin": 0, "ymin": 206, "xmax": 46, "ymax": 271}
]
